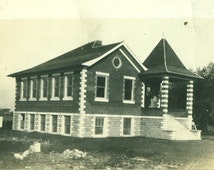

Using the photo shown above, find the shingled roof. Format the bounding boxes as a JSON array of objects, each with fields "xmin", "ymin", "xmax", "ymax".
[
  {"xmin": 142, "ymin": 39, "xmax": 202, "ymax": 79},
  {"xmin": 9, "ymin": 41, "xmax": 122, "ymax": 77}
]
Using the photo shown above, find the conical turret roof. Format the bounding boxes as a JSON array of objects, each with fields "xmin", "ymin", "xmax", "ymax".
[{"xmin": 142, "ymin": 39, "xmax": 202, "ymax": 79}]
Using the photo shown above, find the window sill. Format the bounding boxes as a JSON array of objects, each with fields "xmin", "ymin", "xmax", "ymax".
[
  {"xmin": 93, "ymin": 134, "xmax": 107, "ymax": 138},
  {"xmin": 39, "ymin": 130, "xmax": 46, "ymax": 133},
  {"xmin": 121, "ymin": 134, "xmax": 133, "ymax": 137},
  {"xmin": 63, "ymin": 133, "xmax": 71, "ymax": 136},
  {"xmin": 39, "ymin": 98, "xmax": 48, "ymax": 101},
  {"xmin": 29, "ymin": 98, "xmax": 37, "ymax": 101},
  {"xmin": 28, "ymin": 129, "xmax": 36, "ymax": 132},
  {"xmin": 49, "ymin": 131, "xmax": 59, "ymax": 135},
  {"xmin": 63, "ymin": 97, "xmax": 73, "ymax": 101},
  {"xmin": 95, "ymin": 98, "xmax": 109, "ymax": 102},
  {"xmin": 121, "ymin": 135, "xmax": 134, "ymax": 138},
  {"xmin": 19, "ymin": 129, "xmax": 25, "ymax": 131},
  {"xmin": 123, "ymin": 100, "xmax": 135, "ymax": 104},
  {"xmin": 142, "ymin": 107, "xmax": 161, "ymax": 110},
  {"xmin": 50, "ymin": 97, "xmax": 60, "ymax": 101},
  {"xmin": 19, "ymin": 98, "xmax": 27, "ymax": 101}
]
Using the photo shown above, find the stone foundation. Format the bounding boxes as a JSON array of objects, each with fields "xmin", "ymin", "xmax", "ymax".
[
  {"xmin": 13, "ymin": 112, "xmax": 142, "ymax": 137},
  {"xmin": 12, "ymin": 112, "xmax": 201, "ymax": 140}
]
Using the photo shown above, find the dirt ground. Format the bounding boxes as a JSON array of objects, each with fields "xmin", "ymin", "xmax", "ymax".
[{"xmin": 0, "ymin": 129, "xmax": 214, "ymax": 169}]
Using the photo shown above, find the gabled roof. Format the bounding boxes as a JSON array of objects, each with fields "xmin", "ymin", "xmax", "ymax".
[
  {"xmin": 9, "ymin": 41, "xmax": 123, "ymax": 77},
  {"xmin": 9, "ymin": 40, "xmax": 146, "ymax": 77},
  {"xmin": 142, "ymin": 39, "xmax": 202, "ymax": 79}
]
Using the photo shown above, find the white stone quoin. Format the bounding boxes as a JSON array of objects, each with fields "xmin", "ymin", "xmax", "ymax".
[{"xmin": 0, "ymin": 117, "xmax": 2, "ymax": 128}]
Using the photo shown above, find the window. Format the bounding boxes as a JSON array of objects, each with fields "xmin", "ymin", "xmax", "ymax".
[
  {"xmin": 123, "ymin": 77, "xmax": 135, "ymax": 103},
  {"xmin": 20, "ymin": 114, "xmax": 25, "ymax": 129},
  {"xmin": 123, "ymin": 118, "xmax": 131, "ymax": 135},
  {"xmin": 63, "ymin": 73, "xmax": 73, "ymax": 100},
  {"xmin": 40, "ymin": 76, "xmax": 48, "ymax": 100},
  {"xmin": 52, "ymin": 115, "xmax": 58, "ymax": 133},
  {"xmin": 32, "ymin": 80, "xmax": 37, "ymax": 98},
  {"xmin": 30, "ymin": 78, "xmax": 37, "ymax": 100},
  {"xmin": 30, "ymin": 114, "xmax": 35, "ymax": 130},
  {"xmin": 95, "ymin": 72, "xmax": 109, "ymax": 102},
  {"xmin": 64, "ymin": 116, "xmax": 71, "ymax": 134},
  {"xmin": 95, "ymin": 117, "xmax": 104, "ymax": 135},
  {"xmin": 51, "ymin": 75, "xmax": 60, "ymax": 100},
  {"xmin": 54, "ymin": 77, "xmax": 60, "ymax": 97},
  {"xmin": 40, "ymin": 114, "xmax": 46, "ymax": 131},
  {"xmin": 20, "ymin": 79, "xmax": 28, "ymax": 100},
  {"xmin": 112, "ymin": 57, "xmax": 122, "ymax": 69}
]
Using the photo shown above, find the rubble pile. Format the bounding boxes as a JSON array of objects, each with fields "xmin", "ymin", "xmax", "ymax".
[
  {"xmin": 62, "ymin": 149, "xmax": 87, "ymax": 159},
  {"xmin": 14, "ymin": 142, "xmax": 41, "ymax": 160}
]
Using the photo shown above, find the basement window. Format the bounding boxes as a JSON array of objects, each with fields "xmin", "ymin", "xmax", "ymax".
[
  {"xmin": 52, "ymin": 115, "xmax": 58, "ymax": 133},
  {"xmin": 95, "ymin": 117, "xmax": 104, "ymax": 135},
  {"xmin": 64, "ymin": 116, "xmax": 71, "ymax": 135},
  {"xmin": 20, "ymin": 113, "xmax": 25, "ymax": 129},
  {"xmin": 30, "ymin": 114, "xmax": 35, "ymax": 130},
  {"xmin": 40, "ymin": 114, "xmax": 46, "ymax": 131},
  {"xmin": 123, "ymin": 118, "xmax": 131, "ymax": 135}
]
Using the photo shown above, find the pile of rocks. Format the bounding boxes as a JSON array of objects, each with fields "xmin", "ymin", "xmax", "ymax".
[
  {"xmin": 62, "ymin": 149, "xmax": 87, "ymax": 159},
  {"xmin": 14, "ymin": 142, "xmax": 41, "ymax": 160}
]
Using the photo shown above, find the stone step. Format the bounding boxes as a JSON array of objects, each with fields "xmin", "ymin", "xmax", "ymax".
[{"xmin": 162, "ymin": 114, "xmax": 201, "ymax": 140}]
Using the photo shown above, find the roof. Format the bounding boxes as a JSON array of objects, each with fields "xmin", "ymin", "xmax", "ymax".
[
  {"xmin": 142, "ymin": 39, "xmax": 202, "ymax": 79},
  {"xmin": 9, "ymin": 40, "xmax": 123, "ymax": 77}
]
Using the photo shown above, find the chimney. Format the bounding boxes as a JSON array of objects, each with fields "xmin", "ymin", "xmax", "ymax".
[{"xmin": 92, "ymin": 40, "xmax": 102, "ymax": 48}]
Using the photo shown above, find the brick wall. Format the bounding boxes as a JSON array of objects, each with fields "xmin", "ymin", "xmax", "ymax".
[
  {"xmin": 45, "ymin": 114, "xmax": 51, "ymax": 133},
  {"xmin": 13, "ymin": 113, "xmax": 19, "ymax": 130},
  {"xmin": 132, "ymin": 117, "xmax": 141, "ymax": 136},
  {"xmin": 71, "ymin": 115, "xmax": 81, "ymax": 137},
  {"xmin": 12, "ymin": 111, "xmax": 199, "ymax": 140},
  {"xmin": 140, "ymin": 116, "xmax": 172, "ymax": 140},
  {"xmin": 57, "ymin": 115, "xmax": 64, "ymax": 135},
  {"xmin": 82, "ymin": 116, "xmax": 94, "ymax": 137},
  {"xmin": 108, "ymin": 117, "xmax": 122, "ymax": 136},
  {"xmin": 86, "ymin": 48, "xmax": 142, "ymax": 116},
  {"xmin": 15, "ymin": 70, "xmax": 81, "ymax": 113},
  {"xmin": 13, "ymin": 112, "xmax": 144, "ymax": 138},
  {"xmin": 24, "ymin": 113, "xmax": 29, "ymax": 130},
  {"xmin": 34, "ymin": 114, "xmax": 39, "ymax": 131}
]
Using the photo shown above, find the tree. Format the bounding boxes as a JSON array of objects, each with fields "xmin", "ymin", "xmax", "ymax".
[{"xmin": 193, "ymin": 62, "xmax": 214, "ymax": 131}]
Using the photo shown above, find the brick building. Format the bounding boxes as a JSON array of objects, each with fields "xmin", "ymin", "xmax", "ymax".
[{"xmin": 9, "ymin": 39, "xmax": 202, "ymax": 140}]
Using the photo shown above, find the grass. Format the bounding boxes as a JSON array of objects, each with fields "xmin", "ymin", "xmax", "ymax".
[{"xmin": 0, "ymin": 129, "xmax": 214, "ymax": 169}]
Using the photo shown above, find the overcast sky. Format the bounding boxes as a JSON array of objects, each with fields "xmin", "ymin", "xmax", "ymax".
[{"xmin": 0, "ymin": 0, "xmax": 214, "ymax": 110}]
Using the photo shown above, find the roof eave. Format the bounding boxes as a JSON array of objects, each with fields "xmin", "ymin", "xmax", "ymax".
[
  {"xmin": 8, "ymin": 65, "xmax": 87, "ymax": 78},
  {"xmin": 141, "ymin": 71, "xmax": 203, "ymax": 80}
]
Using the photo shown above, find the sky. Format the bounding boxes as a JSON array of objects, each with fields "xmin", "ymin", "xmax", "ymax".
[{"xmin": 0, "ymin": 0, "xmax": 214, "ymax": 111}]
